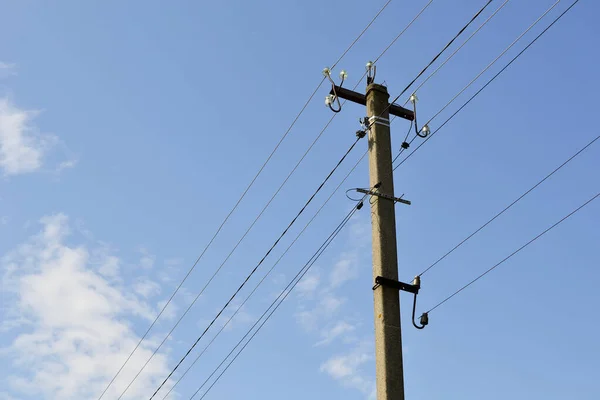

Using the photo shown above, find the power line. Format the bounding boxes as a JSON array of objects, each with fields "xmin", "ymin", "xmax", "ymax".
[
  {"xmin": 422, "ymin": 0, "xmax": 560, "ymax": 128},
  {"xmin": 373, "ymin": 0, "xmax": 436, "ymax": 64},
  {"xmin": 394, "ymin": 0, "xmax": 580, "ymax": 171},
  {"xmin": 160, "ymin": 150, "xmax": 369, "ymax": 399},
  {"xmin": 427, "ymin": 191, "xmax": 600, "ymax": 314},
  {"xmin": 402, "ymin": 0, "xmax": 512, "ymax": 106},
  {"xmin": 417, "ymin": 134, "xmax": 599, "ymax": 278},
  {"xmin": 388, "ymin": 0, "xmax": 494, "ymax": 108},
  {"xmin": 190, "ymin": 198, "xmax": 367, "ymax": 400},
  {"xmin": 99, "ymin": 3, "xmax": 393, "ymax": 398},
  {"xmin": 385, "ymin": 0, "xmax": 496, "ymax": 165},
  {"xmin": 148, "ymin": 137, "xmax": 364, "ymax": 400},
  {"xmin": 333, "ymin": 0, "xmax": 393, "ymax": 69},
  {"xmin": 157, "ymin": 7, "xmax": 442, "ymax": 388}
]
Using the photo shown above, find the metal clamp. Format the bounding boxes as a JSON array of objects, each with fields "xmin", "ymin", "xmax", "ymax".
[
  {"xmin": 372, "ymin": 276, "xmax": 419, "ymax": 294},
  {"xmin": 356, "ymin": 188, "xmax": 411, "ymax": 206},
  {"xmin": 373, "ymin": 276, "xmax": 428, "ymax": 330}
]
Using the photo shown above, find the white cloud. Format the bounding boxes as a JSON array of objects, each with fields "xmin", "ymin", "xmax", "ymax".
[
  {"xmin": 295, "ymin": 271, "xmax": 320, "ymax": 296},
  {"xmin": 295, "ymin": 293, "xmax": 346, "ymax": 332},
  {"xmin": 0, "ymin": 98, "xmax": 56, "ymax": 176},
  {"xmin": 134, "ymin": 277, "xmax": 162, "ymax": 298},
  {"xmin": 329, "ymin": 252, "xmax": 358, "ymax": 288},
  {"xmin": 1, "ymin": 214, "xmax": 175, "ymax": 399},
  {"xmin": 137, "ymin": 248, "xmax": 155, "ymax": 270},
  {"xmin": 55, "ymin": 158, "xmax": 78, "ymax": 173},
  {"xmin": 315, "ymin": 320, "xmax": 356, "ymax": 347},
  {"xmin": 320, "ymin": 342, "xmax": 375, "ymax": 398}
]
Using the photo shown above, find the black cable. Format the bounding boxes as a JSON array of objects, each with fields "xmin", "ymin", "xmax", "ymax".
[
  {"xmin": 393, "ymin": 0, "xmax": 581, "ymax": 172},
  {"xmin": 103, "ymin": 3, "xmax": 395, "ymax": 397},
  {"xmin": 427, "ymin": 191, "xmax": 600, "ymax": 314},
  {"xmin": 160, "ymin": 151, "xmax": 369, "ymax": 399},
  {"xmin": 389, "ymin": 0, "xmax": 493, "ymax": 108},
  {"xmin": 391, "ymin": 119, "xmax": 414, "ymax": 165},
  {"xmin": 100, "ymin": 75, "xmax": 326, "ymax": 400},
  {"xmin": 402, "ymin": 0, "xmax": 512, "ymax": 106},
  {"xmin": 190, "ymin": 198, "xmax": 367, "ymax": 400},
  {"xmin": 331, "ymin": 0, "xmax": 392, "ymax": 69},
  {"xmin": 417, "ymin": 134, "xmax": 599, "ymax": 278},
  {"xmin": 373, "ymin": 0, "xmax": 436, "ymax": 64},
  {"xmin": 126, "ymin": 2, "xmax": 432, "ymax": 393},
  {"xmin": 148, "ymin": 137, "xmax": 363, "ymax": 400}
]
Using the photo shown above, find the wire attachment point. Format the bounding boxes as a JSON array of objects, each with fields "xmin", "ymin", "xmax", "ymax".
[
  {"xmin": 411, "ymin": 276, "xmax": 427, "ymax": 330},
  {"xmin": 324, "ymin": 66, "xmax": 345, "ymax": 113},
  {"xmin": 418, "ymin": 124, "xmax": 431, "ymax": 138},
  {"xmin": 366, "ymin": 60, "xmax": 376, "ymax": 85}
]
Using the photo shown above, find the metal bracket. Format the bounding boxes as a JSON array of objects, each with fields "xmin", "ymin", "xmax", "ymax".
[
  {"xmin": 356, "ymin": 188, "xmax": 411, "ymax": 205},
  {"xmin": 372, "ymin": 276, "xmax": 420, "ymax": 294}
]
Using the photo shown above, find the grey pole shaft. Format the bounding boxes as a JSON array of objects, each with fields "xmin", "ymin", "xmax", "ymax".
[{"xmin": 366, "ymin": 83, "xmax": 405, "ymax": 400}]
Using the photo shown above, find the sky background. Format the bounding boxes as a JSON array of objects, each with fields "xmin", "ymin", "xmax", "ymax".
[{"xmin": 1, "ymin": 0, "xmax": 599, "ymax": 399}]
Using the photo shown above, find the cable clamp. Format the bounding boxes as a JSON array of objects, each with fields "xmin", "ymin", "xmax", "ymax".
[
  {"xmin": 368, "ymin": 116, "xmax": 390, "ymax": 127},
  {"xmin": 355, "ymin": 188, "xmax": 410, "ymax": 206}
]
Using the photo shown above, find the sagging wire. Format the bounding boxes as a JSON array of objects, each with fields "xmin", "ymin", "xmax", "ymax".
[
  {"xmin": 189, "ymin": 195, "xmax": 369, "ymax": 400},
  {"xmin": 324, "ymin": 67, "xmax": 347, "ymax": 113},
  {"xmin": 393, "ymin": 0, "xmax": 576, "ymax": 173}
]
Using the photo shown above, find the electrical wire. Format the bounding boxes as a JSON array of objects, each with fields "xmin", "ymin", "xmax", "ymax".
[
  {"xmin": 129, "ymin": 1, "xmax": 431, "ymax": 392},
  {"xmin": 388, "ymin": 0, "xmax": 494, "ymax": 109},
  {"xmin": 160, "ymin": 150, "xmax": 369, "ymax": 399},
  {"xmin": 332, "ymin": 0, "xmax": 393, "ymax": 70},
  {"xmin": 391, "ymin": 118, "xmax": 413, "ymax": 165},
  {"xmin": 190, "ymin": 197, "xmax": 368, "ymax": 400},
  {"xmin": 373, "ymin": 0, "xmax": 436, "ymax": 64},
  {"xmin": 394, "ymin": 0, "xmax": 579, "ymax": 171},
  {"xmin": 98, "ymin": 71, "xmax": 325, "ymax": 400},
  {"xmin": 402, "ymin": 0, "xmax": 512, "ymax": 106},
  {"xmin": 421, "ymin": 0, "xmax": 560, "ymax": 129},
  {"xmin": 427, "ymin": 191, "xmax": 600, "ymax": 313},
  {"xmin": 101, "ymin": 3, "xmax": 394, "ymax": 398},
  {"xmin": 416, "ymin": 134, "xmax": 599, "ymax": 278},
  {"xmin": 119, "ymin": 84, "xmax": 353, "ymax": 400},
  {"xmin": 147, "ymin": 137, "xmax": 363, "ymax": 400}
]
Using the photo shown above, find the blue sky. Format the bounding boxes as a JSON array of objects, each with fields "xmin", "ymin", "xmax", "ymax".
[{"xmin": 1, "ymin": 0, "xmax": 599, "ymax": 399}]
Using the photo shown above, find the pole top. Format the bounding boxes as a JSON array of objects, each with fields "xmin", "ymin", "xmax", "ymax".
[{"xmin": 366, "ymin": 83, "xmax": 390, "ymax": 99}]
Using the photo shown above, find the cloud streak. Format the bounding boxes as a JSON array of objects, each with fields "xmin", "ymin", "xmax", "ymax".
[
  {"xmin": 0, "ymin": 98, "xmax": 55, "ymax": 176},
  {"xmin": 1, "ymin": 214, "xmax": 175, "ymax": 399}
]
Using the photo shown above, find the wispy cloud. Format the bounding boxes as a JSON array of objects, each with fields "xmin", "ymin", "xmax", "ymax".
[
  {"xmin": 295, "ymin": 270, "xmax": 320, "ymax": 297},
  {"xmin": 329, "ymin": 251, "xmax": 359, "ymax": 288},
  {"xmin": 0, "ymin": 98, "xmax": 56, "ymax": 176},
  {"xmin": 320, "ymin": 341, "xmax": 376, "ymax": 398},
  {"xmin": 295, "ymin": 293, "xmax": 346, "ymax": 332},
  {"xmin": 55, "ymin": 158, "xmax": 78, "ymax": 173},
  {"xmin": 315, "ymin": 320, "xmax": 356, "ymax": 347},
  {"xmin": 294, "ymin": 213, "xmax": 375, "ymax": 398},
  {"xmin": 1, "ymin": 214, "xmax": 175, "ymax": 399}
]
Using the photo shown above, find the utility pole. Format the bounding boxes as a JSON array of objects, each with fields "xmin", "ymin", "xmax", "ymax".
[
  {"xmin": 366, "ymin": 83, "xmax": 404, "ymax": 400},
  {"xmin": 330, "ymin": 77, "xmax": 415, "ymax": 400}
]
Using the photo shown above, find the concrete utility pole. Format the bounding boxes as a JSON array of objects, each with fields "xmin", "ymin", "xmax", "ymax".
[
  {"xmin": 366, "ymin": 83, "xmax": 404, "ymax": 400},
  {"xmin": 331, "ymin": 79, "xmax": 415, "ymax": 400}
]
